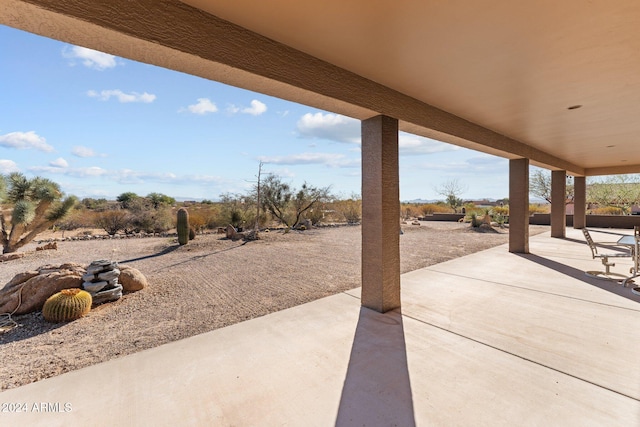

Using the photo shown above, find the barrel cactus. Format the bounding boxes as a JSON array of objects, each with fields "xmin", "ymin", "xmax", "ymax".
[
  {"xmin": 177, "ymin": 207, "xmax": 190, "ymax": 245},
  {"xmin": 42, "ymin": 288, "xmax": 92, "ymax": 323}
]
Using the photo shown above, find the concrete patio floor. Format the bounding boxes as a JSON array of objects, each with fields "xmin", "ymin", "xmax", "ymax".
[{"xmin": 1, "ymin": 227, "xmax": 640, "ymax": 426}]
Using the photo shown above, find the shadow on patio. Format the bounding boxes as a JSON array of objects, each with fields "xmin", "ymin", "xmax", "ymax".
[{"xmin": 336, "ymin": 307, "xmax": 415, "ymax": 426}]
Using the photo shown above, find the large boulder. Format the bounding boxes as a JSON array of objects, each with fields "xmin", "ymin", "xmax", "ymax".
[
  {"xmin": 3, "ymin": 271, "xmax": 39, "ymax": 290},
  {"xmin": 0, "ymin": 266, "xmax": 85, "ymax": 315},
  {"xmin": 226, "ymin": 224, "xmax": 237, "ymax": 239},
  {"xmin": 118, "ymin": 265, "xmax": 147, "ymax": 292}
]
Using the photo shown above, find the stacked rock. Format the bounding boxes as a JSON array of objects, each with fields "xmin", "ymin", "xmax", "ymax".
[{"xmin": 81, "ymin": 260, "xmax": 123, "ymax": 305}]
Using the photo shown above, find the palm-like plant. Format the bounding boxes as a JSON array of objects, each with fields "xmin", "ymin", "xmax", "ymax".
[{"xmin": 0, "ymin": 173, "xmax": 76, "ymax": 254}]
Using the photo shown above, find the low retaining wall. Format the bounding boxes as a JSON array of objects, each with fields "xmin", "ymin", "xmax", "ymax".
[
  {"xmin": 420, "ymin": 213, "xmax": 465, "ymax": 222},
  {"xmin": 530, "ymin": 214, "xmax": 640, "ymax": 229},
  {"xmin": 421, "ymin": 212, "xmax": 640, "ymax": 229}
]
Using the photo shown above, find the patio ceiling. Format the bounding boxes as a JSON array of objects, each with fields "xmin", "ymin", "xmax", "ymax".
[
  {"xmin": 3, "ymin": 0, "xmax": 640, "ymax": 176},
  {"xmin": 180, "ymin": 0, "xmax": 640, "ymax": 176}
]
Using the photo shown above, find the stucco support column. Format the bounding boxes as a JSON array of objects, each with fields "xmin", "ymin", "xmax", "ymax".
[
  {"xmin": 361, "ymin": 115, "xmax": 400, "ymax": 313},
  {"xmin": 551, "ymin": 170, "xmax": 567, "ymax": 238},
  {"xmin": 573, "ymin": 176, "xmax": 586, "ymax": 229},
  {"xmin": 509, "ymin": 159, "xmax": 529, "ymax": 253}
]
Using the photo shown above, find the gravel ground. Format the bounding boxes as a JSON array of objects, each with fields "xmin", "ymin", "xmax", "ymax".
[{"xmin": 0, "ymin": 222, "xmax": 548, "ymax": 390}]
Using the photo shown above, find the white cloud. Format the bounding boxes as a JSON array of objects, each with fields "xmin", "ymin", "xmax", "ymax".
[
  {"xmin": 0, "ymin": 131, "xmax": 54, "ymax": 152},
  {"xmin": 295, "ymin": 113, "xmax": 459, "ymax": 156},
  {"xmin": 243, "ymin": 100, "xmax": 267, "ymax": 116},
  {"xmin": 417, "ymin": 154, "xmax": 508, "ymax": 175},
  {"xmin": 30, "ymin": 165, "xmax": 107, "ymax": 177},
  {"xmin": 259, "ymin": 152, "xmax": 359, "ymax": 168},
  {"xmin": 184, "ymin": 98, "xmax": 218, "ymax": 115},
  {"xmin": 270, "ymin": 168, "xmax": 296, "ymax": 178},
  {"xmin": 296, "ymin": 113, "xmax": 360, "ymax": 144},
  {"xmin": 0, "ymin": 159, "xmax": 19, "ymax": 174},
  {"xmin": 63, "ymin": 46, "xmax": 117, "ymax": 70},
  {"xmin": 112, "ymin": 169, "xmax": 179, "ymax": 185},
  {"xmin": 465, "ymin": 155, "xmax": 509, "ymax": 170},
  {"xmin": 72, "ymin": 146, "xmax": 106, "ymax": 158},
  {"xmin": 398, "ymin": 133, "xmax": 459, "ymax": 156},
  {"xmin": 49, "ymin": 157, "xmax": 69, "ymax": 168},
  {"xmin": 87, "ymin": 89, "xmax": 156, "ymax": 103},
  {"xmin": 27, "ymin": 165, "xmax": 226, "ymax": 188},
  {"xmin": 227, "ymin": 99, "xmax": 267, "ymax": 116}
]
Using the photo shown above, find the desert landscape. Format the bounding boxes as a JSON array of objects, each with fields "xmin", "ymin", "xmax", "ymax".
[{"xmin": 0, "ymin": 222, "xmax": 548, "ymax": 390}]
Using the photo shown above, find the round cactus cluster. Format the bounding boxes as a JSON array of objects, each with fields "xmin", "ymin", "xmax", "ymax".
[{"xmin": 42, "ymin": 288, "xmax": 92, "ymax": 323}]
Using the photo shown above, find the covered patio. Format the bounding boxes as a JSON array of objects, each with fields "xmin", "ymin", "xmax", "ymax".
[
  {"xmin": 2, "ymin": 1, "xmax": 640, "ymax": 424},
  {"xmin": 3, "ymin": 0, "xmax": 640, "ymax": 314},
  {"xmin": 1, "ymin": 228, "xmax": 639, "ymax": 425}
]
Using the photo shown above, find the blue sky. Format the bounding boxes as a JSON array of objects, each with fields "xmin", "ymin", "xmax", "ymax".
[{"xmin": 0, "ymin": 25, "xmax": 511, "ymax": 202}]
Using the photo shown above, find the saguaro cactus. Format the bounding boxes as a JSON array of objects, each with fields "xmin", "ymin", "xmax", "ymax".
[{"xmin": 177, "ymin": 207, "xmax": 190, "ymax": 245}]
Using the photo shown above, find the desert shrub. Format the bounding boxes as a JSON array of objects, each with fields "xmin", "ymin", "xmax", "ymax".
[
  {"xmin": 80, "ymin": 197, "xmax": 109, "ymax": 210},
  {"xmin": 147, "ymin": 192, "xmax": 175, "ymax": 209},
  {"xmin": 305, "ymin": 207, "xmax": 324, "ymax": 225},
  {"xmin": 188, "ymin": 210, "xmax": 208, "ymax": 232},
  {"xmin": 419, "ymin": 203, "xmax": 451, "ymax": 215},
  {"xmin": 56, "ymin": 206, "xmax": 97, "ymax": 231},
  {"xmin": 468, "ymin": 212, "xmax": 482, "ymax": 228},
  {"xmin": 462, "ymin": 204, "xmax": 484, "ymax": 216},
  {"xmin": 401, "ymin": 204, "xmax": 422, "ymax": 219},
  {"xmin": 94, "ymin": 210, "xmax": 131, "ymax": 235},
  {"xmin": 590, "ymin": 206, "xmax": 625, "ymax": 215},
  {"xmin": 138, "ymin": 206, "xmax": 173, "ymax": 233},
  {"xmin": 219, "ymin": 193, "xmax": 257, "ymax": 228},
  {"xmin": 491, "ymin": 206, "xmax": 509, "ymax": 216},
  {"xmin": 116, "ymin": 192, "xmax": 139, "ymax": 209},
  {"xmin": 230, "ymin": 210, "xmax": 243, "ymax": 228},
  {"xmin": 529, "ymin": 204, "xmax": 550, "ymax": 214},
  {"xmin": 126, "ymin": 198, "xmax": 172, "ymax": 233},
  {"xmin": 494, "ymin": 213, "xmax": 508, "ymax": 227},
  {"xmin": 333, "ymin": 198, "xmax": 361, "ymax": 223},
  {"xmin": 188, "ymin": 205, "xmax": 225, "ymax": 229}
]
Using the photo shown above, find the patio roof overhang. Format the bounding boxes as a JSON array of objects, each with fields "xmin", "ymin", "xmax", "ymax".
[{"xmin": 3, "ymin": 0, "xmax": 640, "ymax": 177}]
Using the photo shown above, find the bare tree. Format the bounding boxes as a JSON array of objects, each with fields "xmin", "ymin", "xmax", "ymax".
[
  {"xmin": 261, "ymin": 175, "xmax": 331, "ymax": 228},
  {"xmin": 255, "ymin": 161, "xmax": 264, "ymax": 231},
  {"xmin": 435, "ymin": 179, "xmax": 467, "ymax": 213},
  {"xmin": 529, "ymin": 169, "xmax": 552, "ymax": 203},
  {"xmin": 529, "ymin": 169, "xmax": 575, "ymax": 204}
]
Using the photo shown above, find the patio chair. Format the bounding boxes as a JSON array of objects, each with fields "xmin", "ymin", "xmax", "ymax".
[{"xmin": 582, "ymin": 228, "xmax": 631, "ymax": 280}]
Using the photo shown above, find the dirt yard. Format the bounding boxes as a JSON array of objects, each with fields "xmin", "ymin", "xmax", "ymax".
[{"xmin": 0, "ymin": 222, "xmax": 548, "ymax": 390}]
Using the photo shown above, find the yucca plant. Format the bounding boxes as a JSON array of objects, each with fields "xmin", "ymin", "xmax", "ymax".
[{"xmin": 0, "ymin": 173, "xmax": 76, "ymax": 254}]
